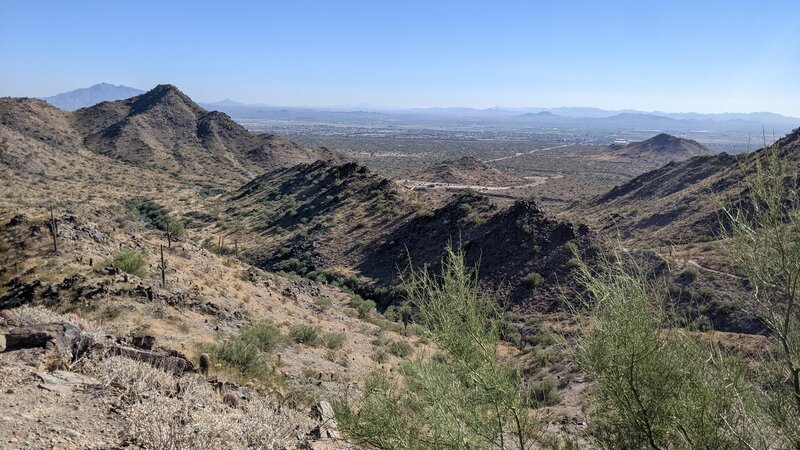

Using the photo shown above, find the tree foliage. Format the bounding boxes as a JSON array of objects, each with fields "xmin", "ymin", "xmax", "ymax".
[
  {"xmin": 722, "ymin": 144, "xmax": 800, "ymax": 447},
  {"xmin": 336, "ymin": 246, "xmax": 538, "ymax": 449},
  {"xmin": 571, "ymin": 248, "xmax": 753, "ymax": 449}
]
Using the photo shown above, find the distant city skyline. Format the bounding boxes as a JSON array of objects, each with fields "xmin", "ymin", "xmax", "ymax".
[{"xmin": 1, "ymin": 0, "xmax": 799, "ymax": 116}]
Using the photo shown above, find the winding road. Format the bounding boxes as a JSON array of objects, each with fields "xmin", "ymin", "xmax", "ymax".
[
  {"xmin": 482, "ymin": 143, "xmax": 573, "ymax": 163},
  {"xmin": 400, "ymin": 175, "xmax": 564, "ymax": 192}
]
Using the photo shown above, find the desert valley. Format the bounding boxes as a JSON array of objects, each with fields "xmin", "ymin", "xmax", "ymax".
[
  {"xmin": 0, "ymin": 82, "xmax": 798, "ymax": 449},
  {"xmin": 2, "ymin": 1, "xmax": 800, "ymax": 448}
]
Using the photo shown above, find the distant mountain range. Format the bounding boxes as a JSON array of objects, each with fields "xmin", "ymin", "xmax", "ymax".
[
  {"xmin": 43, "ymin": 83, "xmax": 145, "ymax": 111},
  {"xmin": 38, "ymin": 84, "xmax": 799, "ymax": 139}
]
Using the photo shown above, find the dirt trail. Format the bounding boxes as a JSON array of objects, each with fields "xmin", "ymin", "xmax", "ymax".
[
  {"xmin": 483, "ymin": 143, "xmax": 573, "ymax": 163},
  {"xmin": 400, "ymin": 175, "xmax": 564, "ymax": 192},
  {"xmin": 647, "ymin": 247, "xmax": 745, "ymax": 281},
  {"xmin": 684, "ymin": 259, "xmax": 745, "ymax": 281}
]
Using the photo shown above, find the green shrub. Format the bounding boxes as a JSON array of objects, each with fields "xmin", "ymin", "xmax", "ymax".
[
  {"xmin": 203, "ymin": 320, "xmax": 285, "ymax": 381},
  {"xmin": 722, "ymin": 144, "xmax": 800, "ymax": 447},
  {"xmin": 572, "ymin": 247, "xmax": 752, "ymax": 449},
  {"xmin": 165, "ymin": 219, "xmax": 185, "ymax": 246},
  {"xmin": 680, "ymin": 266, "xmax": 700, "ymax": 282},
  {"xmin": 240, "ymin": 320, "xmax": 285, "ymax": 353},
  {"xmin": 522, "ymin": 272, "xmax": 545, "ymax": 289},
  {"xmin": 526, "ymin": 377, "xmax": 562, "ymax": 407},
  {"xmin": 110, "ymin": 248, "xmax": 148, "ymax": 278},
  {"xmin": 289, "ymin": 324, "xmax": 322, "ymax": 347},
  {"xmin": 322, "ymin": 332, "xmax": 346, "ymax": 350},
  {"xmin": 387, "ymin": 341, "xmax": 413, "ymax": 358},
  {"xmin": 350, "ymin": 296, "xmax": 376, "ymax": 320},
  {"xmin": 313, "ymin": 296, "xmax": 332, "ymax": 311},
  {"xmin": 370, "ymin": 349, "xmax": 388, "ymax": 364},
  {"xmin": 125, "ymin": 198, "xmax": 169, "ymax": 230},
  {"xmin": 336, "ymin": 246, "xmax": 536, "ymax": 448},
  {"xmin": 522, "ymin": 223, "xmax": 534, "ymax": 235},
  {"xmin": 209, "ymin": 335, "xmax": 262, "ymax": 375}
]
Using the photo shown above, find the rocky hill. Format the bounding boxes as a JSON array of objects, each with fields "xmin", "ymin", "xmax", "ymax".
[
  {"xmin": 2, "ymin": 85, "xmax": 341, "ymax": 184},
  {"xmin": 410, "ymin": 155, "xmax": 518, "ymax": 186},
  {"xmin": 601, "ymin": 133, "xmax": 714, "ymax": 164},
  {"xmin": 43, "ymin": 83, "xmax": 144, "ymax": 111},
  {"xmin": 359, "ymin": 192, "xmax": 595, "ymax": 311},
  {"xmin": 217, "ymin": 159, "xmax": 594, "ymax": 311},
  {"xmin": 582, "ymin": 128, "xmax": 800, "ymax": 244}
]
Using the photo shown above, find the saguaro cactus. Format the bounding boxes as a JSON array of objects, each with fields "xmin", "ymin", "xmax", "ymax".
[
  {"xmin": 49, "ymin": 206, "xmax": 59, "ymax": 253},
  {"xmin": 199, "ymin": 353, "xmax": 210, "ymax": 376},
  {"xmin": 158, "ymin": 244, "xmax": 167, "ymax": 288}
]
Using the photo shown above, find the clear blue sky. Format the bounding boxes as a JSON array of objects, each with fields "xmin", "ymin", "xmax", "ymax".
[{"xmin": 1, "ymin": 0, "xmax": 799, "ymax": 115}]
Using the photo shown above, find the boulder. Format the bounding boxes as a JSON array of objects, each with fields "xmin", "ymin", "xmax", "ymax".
[
  {"xmin": 103, "ymin": 345, "xmax": 194, "ymax": 376},
  {"xmin": 131, "ymin": 335, "xmax": 156, "ymax": 350},
  {"xmin": 310, "ymin": 400, "xmax": 341, "ymax": 439},
  {"xmin": 3, "ymin": 322, "xmax": 81, "ymax": 356}
]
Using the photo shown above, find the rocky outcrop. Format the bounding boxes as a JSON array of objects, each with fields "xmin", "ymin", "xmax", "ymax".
[
  {"xmin": 3, "ymin": 322, "xmax": 81, "ymax": 356},
  {"xmin": 1, "ymin": 321, "xmax": 194, "ymax": 376},
  {"xmin": 309, "ymin": 400, "xmax": 341, "ymax": 440}
]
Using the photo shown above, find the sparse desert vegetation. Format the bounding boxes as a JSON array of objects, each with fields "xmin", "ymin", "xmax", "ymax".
[{"xmin": 1, "ymin": 14, "xmax": 799, "ymax": 447}]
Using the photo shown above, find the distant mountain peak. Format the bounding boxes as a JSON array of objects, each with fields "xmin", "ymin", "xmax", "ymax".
[
  {"xmin": 43, "ymin": 83, "xmax": 144, "ymax": 111},
  {"xmin": 607, "ymin": 132, "xmax": 714, "ymax": 163},
  {"xmin": 127, "ymin": 84, "xmax": 203, "ymax": 115},
  {"xmin": 648, "ymin": 133, "xmax": 683, "ymax": 144}
]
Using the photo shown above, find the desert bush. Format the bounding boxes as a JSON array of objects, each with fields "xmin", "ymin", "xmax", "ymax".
[
  {"xmin": 679, "ymin": 265, "xmax": 699, "ymax": 282},
  {"xmin": 349, "ymin": 295, "xmax": 376, "ymax": 320},
  {"xmin": 165, "ymin": 219, "xmax": 185, "ymax": 247},
  {"xmin": 124, "ymin": 394, "xmax": 237, "ymax": 449},
  {"xmin": 321, "ymin": 332, "xmax": 346, "ymax": 350},
  {"xmin": 204, "ymin": 320, "xmax": 285, "ymax": 381},
  {"xmin": 289, "ymin": 324, "xmax": 322, "ymax": 347},
  {"xmin": 387, "ymin": 340, "xmax": 413, "ymax": 358},
  {"xmin": 313, "ymin": 296, "xmax": 332, "ymax": 312},
  {"xmin": 109, "ymin": 248, "xmax": 148, "ymax": 278},
  {"xmin": 336, "ymin": 246, "xmax": 537, "ymax": 449},
  {"xmin": 572, "ymin": 247, "xmax": 755, "ymax": 449},
  {"xmin": 91, "ymin": 356, "xmax": 312, "ymax": 449},
  {"xmin": 722, "ymin": 144, "xmax": 800, "ymax": 447},
  {"xmin": 522, "ymin": 272, "xmax": 545, "ymax": 289},
  {"xmin": 370, "ymin": 349, "xmax": 389, "ymax": 364},
  {"xmin": 240, "ymin": 320, "xmax": 285, "ymax": 353},
  {"xmin": 525, "ymin": 377, "xmax": 561, "ymax": 407},
  {"xmin": 11, "ymin": 305, "xmax": 106, "ymax": 340},
  {"xmin": 239, "ymin": 398, "xmax": 314, "ymax": 449},
  {"xmin": 91, "ymin": 356, "xmax": 177, "ymax": 400},
  {"xmin": 125, "ymin": 198, "xmax": 169, "ymax": 230}
]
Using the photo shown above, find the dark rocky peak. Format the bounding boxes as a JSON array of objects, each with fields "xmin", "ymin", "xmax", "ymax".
[
  {"xmin": 506, "ymin": 198, "xmax": 546, "ymax": 219},
  {"xmin": 127, "ymin": 84, "xmax": 205, "ymax": 116},
  {"xmin": 648, "ymin": 133, "xmax": 682, "ymax": 146}
]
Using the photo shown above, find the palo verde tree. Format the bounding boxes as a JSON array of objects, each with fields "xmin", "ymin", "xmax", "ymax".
[
  {"xmin": 722, "ymin": 142, "xmax": 800, "ymax": 446},
  {"xmin": 165, "ymin": 219, "xmax": 184, "ymax": 248},
  {"xmin": 570, "ymin": 245, "xmax": 756, "ymax": 449},
  {"xmin": 335, "ymin": 246, "xmax": 538, "ymax": 449}
]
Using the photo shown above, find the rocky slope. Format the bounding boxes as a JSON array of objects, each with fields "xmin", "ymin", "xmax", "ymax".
[
  {"xmin": 583, "ymin": 128, "xmax": 800, "ymax": 244},
  {"xmin": 409, "ymin": 155, "xmax": 519, "ymax": 185},
  {"xmin": 219, "ymin": 159, "xmax": 595, "ymax": 311}
]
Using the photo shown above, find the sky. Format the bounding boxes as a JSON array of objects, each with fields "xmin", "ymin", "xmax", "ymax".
[{"xmin": 1, "ymin": 0, "xmax": 799, "ymax": 116}]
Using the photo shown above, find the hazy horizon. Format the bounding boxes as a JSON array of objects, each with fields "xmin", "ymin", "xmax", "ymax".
[{"xmin": 2, "ymin": 0, "xmax": 799, "ymax": 116}]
